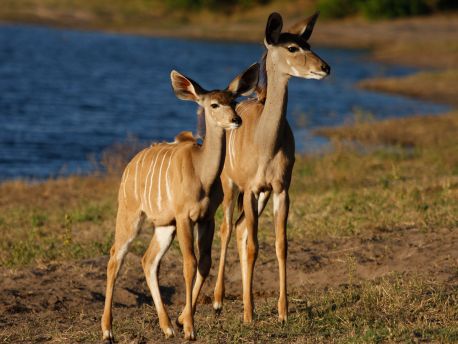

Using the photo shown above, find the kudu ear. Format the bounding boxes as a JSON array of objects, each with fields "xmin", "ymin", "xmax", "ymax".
[
  {"xmin": 265, "ymin": 12, "xmax": 283, "ymax": 45},
  {"xmin": 170, "ymin": 70, "xmax": 206, "ymax": 102},
  {"xmin": 227, "ymin": 63, "xmax": 260, "ymax": 97},
  {"xmin": 287, "ymin": 11, "xmax": 320, "ymax": 41}
]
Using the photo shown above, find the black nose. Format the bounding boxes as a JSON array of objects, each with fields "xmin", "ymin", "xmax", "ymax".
[
  {"xmin": 232, "ymin": 116, "xmax": 242, "ymax": 125},
  {"xmin": 321, "ymin": 64, "xmax": 330, "ymax": 75}
]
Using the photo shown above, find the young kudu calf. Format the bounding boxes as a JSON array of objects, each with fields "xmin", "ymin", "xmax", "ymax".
[
  {"xmin": 101, "ymin": 64, "xmax": 259, "ymax": 342},
  {"xmin": 212, "ymin": 12, "xmax": 330, "ymax": 323}
]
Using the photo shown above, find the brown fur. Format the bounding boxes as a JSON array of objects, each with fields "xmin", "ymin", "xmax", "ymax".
[
  {"xmin": 213, "ymin": 12, "xmax": 330, "ymax": 323},
  {"xmin": 101, "ymin": 64, "xmax": 259, "ymax": 342}
]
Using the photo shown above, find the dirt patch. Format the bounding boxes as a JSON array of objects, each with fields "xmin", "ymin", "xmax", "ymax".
[{"xmin": 1, "ymin": 225, "xmax": 456, "ymax": 343}]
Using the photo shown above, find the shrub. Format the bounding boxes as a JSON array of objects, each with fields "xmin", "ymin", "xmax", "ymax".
[
  {"xmin": 317, "ymin": 0, "xmax": 360, "ymax": 18},
  {"xmin": 360, "ymin": 0, "xmax": 431, "ymax": 19}
]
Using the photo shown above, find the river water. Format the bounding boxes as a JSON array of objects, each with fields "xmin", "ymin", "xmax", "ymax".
[{"xmin": 0, "ymin": 24, "xmax": 449, "ymax": 179}]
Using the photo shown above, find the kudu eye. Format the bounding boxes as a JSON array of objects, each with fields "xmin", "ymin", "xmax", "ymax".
[
  {"xmin": 287, "ymin": 46, "xmax": 299, "ymax": 53},
  {"xmin": 211, "ymin": 103, "xmax": 219, "ymax": 109}
]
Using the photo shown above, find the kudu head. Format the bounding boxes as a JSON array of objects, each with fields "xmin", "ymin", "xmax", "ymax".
[
  {"xmin": 264, "ymin": 12, "xmax": 330, "ymax": 80},
  {"xmin": 170, "ymin": 63, "xmax": 259, "ymax": 130}
]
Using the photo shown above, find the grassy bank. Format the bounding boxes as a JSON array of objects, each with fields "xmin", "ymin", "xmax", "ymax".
[
  {"xmin": 1, "ymin": 112, "xmax": 457, "ymax": 342},
  {"xmin": 2, "ymin": 112, "xmax": 457, "ymax": 268}
]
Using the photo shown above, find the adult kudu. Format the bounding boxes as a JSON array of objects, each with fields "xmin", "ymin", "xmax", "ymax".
[{"xmin": 213, "ymin": 12, "xmax": 331, "ymax": 323}]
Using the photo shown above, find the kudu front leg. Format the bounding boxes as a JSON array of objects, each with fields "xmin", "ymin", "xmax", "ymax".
[
  {"xmin": 176, "ymin": 217, "xmax": 197, "ymax": 340},
  {"xmin": 273, "ymin": 190, "xmax": 289, "ymax": 322},
  {"xmin": 213, "ymin": 187, "xmax": 237, "ymax": 312},
  {"xmin": 236, "ymin": 191, "xmax": 259, "ymax": 323}
]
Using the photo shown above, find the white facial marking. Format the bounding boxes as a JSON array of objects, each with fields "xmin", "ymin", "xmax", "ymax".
[
  {"xmin": 165, "ymin": 150, "xmax": 174, "ymax": 203},
  {"xmin": 156, "ymin": 150, "xmax": 169, "ymax": 211},
  {"xmin": 291, "ymin": 66, "xmax": 300, "ymax": 77},
  {"xmin": 148, "ymin": 226, "xmax": 175, "ymax": 314}
]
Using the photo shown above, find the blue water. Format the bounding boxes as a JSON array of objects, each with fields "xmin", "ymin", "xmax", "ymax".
[{"xmin": 0, "ymin": 24, "xmax": 449, "ymax": 179}]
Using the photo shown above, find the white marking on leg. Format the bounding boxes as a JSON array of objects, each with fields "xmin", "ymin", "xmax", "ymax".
[
  {"xmin": 165, "ymin": 151, "xmax": 174, "ymax": 203},
  {"xmin": 225, "ymin": 206, "xmax": 232, "ymax": 228},
  {"xmin": 103, "ymin": 329, "xmax": 112, "ymax": 340},
  {"xmin": 157, "ymin": 150, "xmax": 169, "ymax": 211},
  {"xmin": 258, "ymin": 192, "xmax": 267, "ymax": 214},
  {"xmin": 149, "ymin": 226, "xmax": 175, "ymax": 327},
  {"xmin": 273, "ymin": 193, "xmax": 280, "ymax": 217}
]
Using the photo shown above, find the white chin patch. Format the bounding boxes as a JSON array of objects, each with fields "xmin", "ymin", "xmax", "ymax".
[{"xmin": 305, "ymin": 72, "xmax": 327, "ymax": 80}]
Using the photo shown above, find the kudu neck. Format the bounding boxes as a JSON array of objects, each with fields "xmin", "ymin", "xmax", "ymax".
[
  {"xmin": 194, "ymin": 115, "xmax": 226, "ymax": 191},
  {"xmin": 255, "ymin": 51, "xmax": 290, "ymax": 157}
]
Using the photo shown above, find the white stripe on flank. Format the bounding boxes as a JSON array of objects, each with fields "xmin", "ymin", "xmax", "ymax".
[
  {"xmin": 122, "ymin": 165, "xmax": 130, "ymax": 199},
  {"xmin": 228, "ymin": 130, "xmax": 234, "ymax": 169},
  {"xmin": 156, "ymin": 150, "xmax": 169, "ymax": 211},
  {"xmin": 134, "ymin": 150, "xmax": 146, "ymax": 201},
  {"xmin": 143, "ymin": 150, "xmax": 156, "ymax": 211},
  {"xmin": 229, "ymin": 129, "xmax": 236, "ymax": 169},
  {"xmin": 146, "ymin": 147, "xmax": 166, "ymax": 213},
  {"xmin": 165, "ymin": 150, "xmax": 175, "ymax": 203}
]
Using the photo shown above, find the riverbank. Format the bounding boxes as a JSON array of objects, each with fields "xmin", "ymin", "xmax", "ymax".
[
  {"xmin": 1, "ymin": 111, "xmax": 457, "ymax": 342},
  {"xmin": 1, "ymin": 1, "xmax": 457, "ymax": 107}
]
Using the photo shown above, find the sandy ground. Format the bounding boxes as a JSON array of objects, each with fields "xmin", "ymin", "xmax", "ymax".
[{"xmin": 1, "ymin": 223, "xmax": 456, "ymax": 343}]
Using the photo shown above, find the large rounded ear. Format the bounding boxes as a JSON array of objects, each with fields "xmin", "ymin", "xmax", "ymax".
[
  {"xmin": 170, "ymin": 70, "xmax": 205, "ymax": 102},
  {"xmin": 265, "ymin": 12, "xmax": 283, "ymax": 45},
  {"xmin": 227, "ymin": 63, "xmax": 260, "ymax": 97},
  {"xmin": 287, "ymin": 11, "xmax": 320, "ymax": 41}
]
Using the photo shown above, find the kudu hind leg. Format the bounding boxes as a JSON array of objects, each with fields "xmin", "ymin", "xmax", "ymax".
[
  {"xmin": 213, "ymin": 185, "xmax": 237, "ymax": 312},
  {"xmin": 142, "ymin": 226, "xmax": 176, "ymax": 338},
  {"xmin": 101, "ymin": 209, "xmax": 144, "ymax": 342}
]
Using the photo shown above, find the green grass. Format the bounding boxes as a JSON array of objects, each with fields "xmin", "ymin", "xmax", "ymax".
[{"xmin": 1, "ymin": 112, "xmax": 457, "ymax": 342}]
